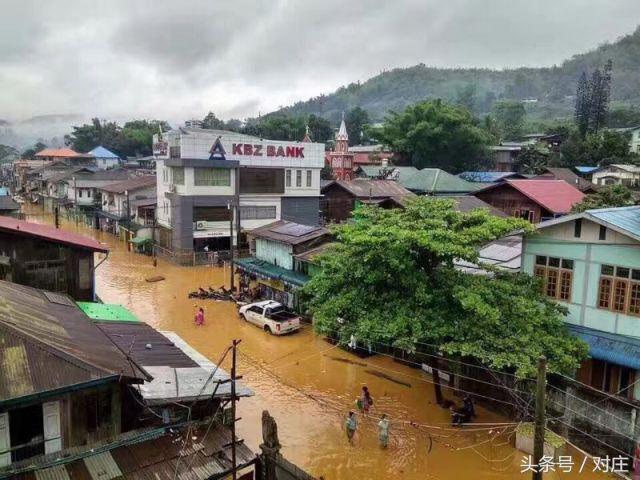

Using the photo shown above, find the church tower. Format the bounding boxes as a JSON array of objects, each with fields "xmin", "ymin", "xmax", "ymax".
[
  {"xmin": 326, "ymin": 112, "xmax": 354, "ymax": 180},
  {"xmin": 335, "ymin": 113, "xmax": 349, "ymax": 153}
]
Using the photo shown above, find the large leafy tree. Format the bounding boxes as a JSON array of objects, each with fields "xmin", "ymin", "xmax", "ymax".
[
  {"xmin": 66, "ymin": 118, "xmax": 170, "ymax": 158},
  {"xmin": 492, "ymin": 101, "xmax": 526, "ymax": 140},
  {"xmin": 345, "ymin": 107, "xmax": 370, "ymax": 146},
  {"xmin": 242, "ymin": 114, "xmax": 305, "ymax": 141},
  {"xmin": 574, "ymin": 72, "xmax": 590, "ymax": 137},
  {"xmin": 22, "ymin": 141, "xmax": 47, "ymax": 159},
  {"xmin": 201, "ymin": 111, "xmax": 226, "ymax": 130},
  {"xmin": 375, "ymin": 100, "xmax": 491, "ymax": 173},
  {"xmin": 301, "ymin": 198, "xmax": 587, "ymax": 377},
  {"xmin": 519, "ymin": 145, "xmax": 549, "ymax": 174},
  {"xmin": 559, "ymin": 129, "xmax": 637, "ymax": 167},
  {"xmin": 571, "ymin": 185, "xmax": 635, "ymax": 213},
  {"xmin": 307, "ymin": 114, "xmax": 333, "ymax": 144}
]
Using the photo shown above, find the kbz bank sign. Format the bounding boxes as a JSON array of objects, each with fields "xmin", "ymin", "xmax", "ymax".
[{"xmin": 209, "ymin": 137, "xmax": 304, "ymax": 161}]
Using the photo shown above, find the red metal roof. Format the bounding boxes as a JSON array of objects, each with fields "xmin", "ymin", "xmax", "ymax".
[
  {"xmin": 505, "ymin": 179, "xmax": 585, "ymax": 214},
  {"xmin": 0, "ymin": 217, "xmax": 108, "ymax": 252},
  {"xmin": 34, "ymin": 147, "xmax": 86, "ymax": 158}
]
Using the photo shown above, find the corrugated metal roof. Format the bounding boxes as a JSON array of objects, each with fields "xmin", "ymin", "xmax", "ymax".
[
  {"xmin": 401, "ymin": 169, "xmax": 480, "ymax": 194},
  {"xmin": 35, "ymin": 148, "xmax": 86, "ymax": 158},
  {"xmin": 76, "ymin": 303, "xmax": 141, "ymax": 323},
  {"xmin": 476, "ymin": 180, "xmax": 585, "ymax": 215},
  {"xmin": 95, "ymin": 323, "xmax": 198, "ymax": 368},
  {"xmin": 13, "ymin": 425, "xmax": 256, "ymax": 480},
  {"xmin": 99, "ymin": 176, "xmax": 156, "ymax": 194},
  {"xmin": 34, "ymin": 465, "xmax": 71, "ymax": 480},
  {"xmin": 458, "ymin": 171, "xmax": 522, "ymax": 183},
  {"xmin": 323, "ymin": 178, "xmax": 415, "ymax": 198},
  {"xmin": 0, "ymin": 217, "xmax": 108, "ymax": 252},
  {"xmin": 588, "ymin": 205, "xmax": 640, "ymax": 238},
  {"xmin": 0, "ymin": 281, "xmax": 147, "ymax": 402},
  {"xmin": 88, "ymin": 146, "xmax": 120, "ymax": 160},
  {"xmin": 447, "ymin": 196, "xmax": 507, "ymax": 217},
  {"xmin": 567, "ymin": 324, "xmax": 640, "ymax": 370},
  {"xmin": 533, "ymin": 168, "xmax": 596, "ymax": 192},
  {"xmin": 247, "ymin": 220, "xmax": 330, "ymax": 246},
  {"xmin": 82, "ymin": 452, "xmax": 122, "ymax": 480}
]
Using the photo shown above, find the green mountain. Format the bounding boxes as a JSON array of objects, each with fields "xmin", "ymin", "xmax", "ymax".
[{"xmin": 277, "ymin": 26, "xmax": 640, "ymax": 123}]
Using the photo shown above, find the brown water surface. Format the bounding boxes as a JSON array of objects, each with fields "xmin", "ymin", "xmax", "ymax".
[{"xmin": 23, "ymin": 206, "xmax": 611, "ymax": 480}]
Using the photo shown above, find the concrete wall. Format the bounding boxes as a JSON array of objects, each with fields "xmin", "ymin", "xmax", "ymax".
[
  {"xmin": 523, "ymin": 219, "xmax": 640, "ymax": 337},
  {"xmin": 281, "ymin": 197, "xmax": 320, "ymax": 226}
]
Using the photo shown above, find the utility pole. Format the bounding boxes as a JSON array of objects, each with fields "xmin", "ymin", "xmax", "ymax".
[
  {"xmin": 231, "ymin": 339, "xmax": 241, "ymax": 480},
  {"xmin": 533, "ymin": 355, "xmax": 547, "ymax": 480},
  {"xmin": 73, "ymin": 176, "xmax": 78, "ymax": 226},
  {"xmin": 54, "ymin": 206, "xmax": 59, "ymax": 229},
  {"xmin": 228, "ymin": 200, "xmax": 235, "ymax": 291}
]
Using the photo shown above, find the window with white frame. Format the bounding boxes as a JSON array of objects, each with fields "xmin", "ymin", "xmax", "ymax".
[
  {"xmin": 296, "ymin": 170, "xmax": 302, "ymax": 187},
  {"xmin": 306, "ymin": 170, "xmax": 312, "ymax": 187},
  {"xmin": 285, "ymin": 170, "xmax": 292, "ymax": 187}
]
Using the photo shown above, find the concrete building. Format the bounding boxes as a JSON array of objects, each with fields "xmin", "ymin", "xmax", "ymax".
[
  {"xmin": 522, "ymin": 206, "xmax": 640, "ymax": 401},
  {"xmin": 87, "ymin": 145, "xmax": 121, "ymax": 170},
  {"xmin": 591, "ymin": 164, "xmax": 640, "ymax": 187},
  {"xmin": 152, "ymin": 126, "xmax": 324, "ymax": 254}
]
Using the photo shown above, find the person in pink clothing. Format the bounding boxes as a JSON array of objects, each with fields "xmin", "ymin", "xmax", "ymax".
[{"xmin": 195, "ymin": 307, "xmax": 205, "ymax": 326}]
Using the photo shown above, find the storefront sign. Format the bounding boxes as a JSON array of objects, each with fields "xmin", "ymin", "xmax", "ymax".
[
  {"xmin": 231, "ymin": 143, "xmax": 304, "ymax": 158},
  {"xmin": 153, "ymin": 141, "xmax": 168, "ymax": 156}
]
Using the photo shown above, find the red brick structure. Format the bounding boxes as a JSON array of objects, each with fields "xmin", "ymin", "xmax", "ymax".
[{"xmin": 325, "ymin": 115, "xmax": 354, "ymax": 180}]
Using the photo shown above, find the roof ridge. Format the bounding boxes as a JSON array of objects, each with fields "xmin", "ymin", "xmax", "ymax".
[{"xmin": 0, "ymin": 320, "xmax": 117, "ymax": 378}]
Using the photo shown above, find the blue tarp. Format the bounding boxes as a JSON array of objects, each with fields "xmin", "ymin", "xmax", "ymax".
[
  {"xmin": 567, "ymin": 324, "xmax": 640, "ymax": 370},
  {"xmin": 574, "ymin": 166, "xmax": 600, "ymax": 174}
]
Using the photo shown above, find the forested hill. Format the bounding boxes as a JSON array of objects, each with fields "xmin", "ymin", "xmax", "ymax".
[{"xmin": 276, "ymin": 26, "xmax": 640, "ymax": 123}]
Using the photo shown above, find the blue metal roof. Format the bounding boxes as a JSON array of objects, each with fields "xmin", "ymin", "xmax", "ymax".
[
  {"xmin": 89, "ymin": 145, "xmax": 120, "ymax": 159},
  {"xmin": 567, "ymin": 324, "xmax": 640, "ymax": 370},
  {"xmin": 587, "ymin": 205, "xmax": 640, "ymax": 239},
  {"xmin": 574, "ymin": 166, "xmax": 600, "ymax": 174},
  {"xmin": 458, "ymin": 171, "xmax": 519, "ymax": 183}
]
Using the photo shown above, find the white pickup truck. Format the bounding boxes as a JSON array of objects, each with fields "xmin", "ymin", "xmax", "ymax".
[{"xmin": 238, "ymin": 300, "xmax": 301, "ymax": 335}]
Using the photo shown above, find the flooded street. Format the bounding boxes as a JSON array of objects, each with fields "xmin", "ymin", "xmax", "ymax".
[{"xmin": 24, "ymin": 206, "xmax": 611, "ymax": 480}]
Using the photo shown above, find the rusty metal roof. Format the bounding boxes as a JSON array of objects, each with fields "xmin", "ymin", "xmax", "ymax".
[
  {"xmin": 323, "ymin": 178, "xmax": 415, "ymax": 198},
  {"xmin": 0, "ymin": 217, "xmax": 107, "ymax": 252},
  {"xmin": 95, "ymin": 322, "xmax": 198, "ymax": 368},
  {"xmin": 0, "ymin": 281, "xmax": 147, "ymax": 403},
  {"xmin": 99, "ymin": 176, "xmax": 156, "ymax": 194},
  {"xmin": 12, "ymin": 424, "xmax": 256, "ymax": 480}
]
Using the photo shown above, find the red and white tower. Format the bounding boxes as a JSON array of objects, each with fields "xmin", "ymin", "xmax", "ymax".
[{"xmin": 326, "ymin": 113, "xmax": 354, "ymax": 180}]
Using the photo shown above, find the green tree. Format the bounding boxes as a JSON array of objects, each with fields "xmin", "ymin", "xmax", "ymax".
[
  {"xmin": 607, "ymin": 106, "xmax": 640, "ymax": 128},
  {"xmin": 375, "ymin": 100, "xmax": 490, "ymax": 173},
  {"xmin": 345, "ymin": 107, "xmax": 370, "ymax": 146},
  {"xmin": 559, "ymin": 130, "xmax": 636, "ymax": 167},
  {"xmin": 574, "ymin": 72, "xmax": 590, "ymax": 137},
  {"xmin": 588, "ymin": 60, "xmax": 613, "ymax": 134},
  {"xmin": 307, "ymin": 114, "xmax": 333, "ymax": 143},
  {"xmin": 201, "ymin": 111, "xmax": 226, "ymax": 130},
  {"xmin": 301, "ymin": 198, "xmax": 587, "ymax": 377},
  {"xmin": 571, "ymin": 185, "xmax": 635, "ymax": 212},
  {"xmin": 454, "ymin": 83, "xmax": 477, "ymax": 114},
  {"xmin": 0, "ymin": 145, "xmax": 19, "ymax": 163},
  {"xmin": 22, "ymin": 141, "xmax": 47, "ymax": 159},
  {"xmin": 66, "ymin": 118, "xmax": 170, "ymax": 158},
  {"xmin": 492, "ymin": 101, "xmax": 526, "ymax": 140},
  {"xmin": 241, "ymin": 115, "xmax": 305, "ymax": 141},
  {"xmin": 519, "ymin": 145, "xmax": 549, "ymax": 174}
]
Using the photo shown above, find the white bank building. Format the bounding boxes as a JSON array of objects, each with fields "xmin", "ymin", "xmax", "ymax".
[{"xmin": 153, "ymin": 127, "xmax": 324, "ymax": 253}]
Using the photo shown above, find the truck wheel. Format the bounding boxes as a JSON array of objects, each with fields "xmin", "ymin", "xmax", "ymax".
[{"xmin": 264, "ymin": 325, "xmax": 273, "ymax": 335}]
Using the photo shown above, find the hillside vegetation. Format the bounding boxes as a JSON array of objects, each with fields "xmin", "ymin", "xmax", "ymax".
[{"xmin": 277, "ymin": 26, "xmax": 640, "ymax": 123}]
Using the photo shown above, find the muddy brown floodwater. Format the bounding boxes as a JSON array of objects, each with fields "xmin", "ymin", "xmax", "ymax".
[{"xmin": 23, "ymin": 206, "xmax": 613, "ymax": 480}]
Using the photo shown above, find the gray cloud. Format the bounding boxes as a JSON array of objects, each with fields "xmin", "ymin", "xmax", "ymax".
[{"xmin": 0, "ymin": 0, "xmax": 638, "ymax": 131}]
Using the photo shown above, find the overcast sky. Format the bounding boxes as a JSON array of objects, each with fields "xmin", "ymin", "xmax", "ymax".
[{"xmin": 1, "ymin": 0, "xmax": 638, "ymax": 125}]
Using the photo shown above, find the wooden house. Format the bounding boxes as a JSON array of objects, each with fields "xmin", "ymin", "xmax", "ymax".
[
  {"xmin": 320, "ymin": 179, "xmax": 415, "ymax": 223},
  {"xmin": 473, "ymin": 179, "xmax": 585, "ymax": 223},
  {"xmin": 0, "ymin": 217, "xmax": 107, "ymax": 300},
  {"xmin": 236, "ymin": 220, "xmax": 331, "ymax": 309}
]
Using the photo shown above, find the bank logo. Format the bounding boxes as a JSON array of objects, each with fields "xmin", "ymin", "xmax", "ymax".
[{"xmin": 209, "ymin": 137, "xmax": 226, "ymax": 160}]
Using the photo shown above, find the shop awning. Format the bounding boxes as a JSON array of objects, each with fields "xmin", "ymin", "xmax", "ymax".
[
  {"xmin": 234, "ymin": 257, "xmax": 310, "ymax": 287},
  {"xmin": 130, "ymin": 236, "xmax": 152, "ymax": 245},
  {"xmin": 567, "ymin": 324, "xmax": 640, "ymax": 370}
]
